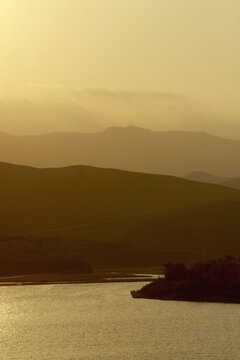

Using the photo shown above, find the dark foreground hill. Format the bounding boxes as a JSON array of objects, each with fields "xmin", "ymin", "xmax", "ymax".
[
  {"xmin": 0, "ymin": 162, "xmax": 240, "ymax": 270},
  {"xmin": 1, "ymin": 161, "xmax": 239, "ymax": 236},
  {"xmin": 120, "ymin": 202, "xmax": 240, "ymax": 264},
  {"xmin": 1, "ymin": 126, "xmax": 240, "ymax": 177}
]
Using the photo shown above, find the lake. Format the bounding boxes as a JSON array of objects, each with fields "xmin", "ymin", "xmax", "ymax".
[{"xmin": 0, "ymin": 282, "xmax": 239, "ymax": 360}]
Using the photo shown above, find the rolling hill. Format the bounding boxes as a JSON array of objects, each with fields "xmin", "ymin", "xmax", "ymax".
[
  {"xmin": 0, "ymin": 162, "xmax": 240, "ymax": 269},
  {"xmin": 120, "ymin": 202, "xmax": 240, "ymax": 265},
  {"xmin": 1, "ymin": 126, "xmax": 240, "ymax": 177}
]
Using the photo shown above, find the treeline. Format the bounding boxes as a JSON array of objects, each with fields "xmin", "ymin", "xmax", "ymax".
[
  {"xmin": 164, "ymin": 256, "xmax": 240, "ymax": 285},
  {"xmin": 0, "ymin": 237, "xmax": 92, "ymax": 276},
  {"xmin": 132, "ymin": 257, "xmax": 240, "ymax": 303}
]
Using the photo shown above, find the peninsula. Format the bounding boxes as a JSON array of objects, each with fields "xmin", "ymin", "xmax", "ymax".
[{"xmin": 131, "ymin": 257, "xmax": 240, "ymax": 304}]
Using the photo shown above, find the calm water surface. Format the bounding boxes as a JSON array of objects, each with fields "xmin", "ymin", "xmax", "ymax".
[{"xmin": 0, "ymin": 282, "xmax": 239, "ymax": 360}]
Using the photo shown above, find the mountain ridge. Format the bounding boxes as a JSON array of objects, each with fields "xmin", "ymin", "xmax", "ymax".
[
  {"xmin": 1, "ymin": 126, "xmax": 237, "ymax": 140},
  {"xmin": 1, "ymin": 126, "xmax": 240, "ymax": 176}
]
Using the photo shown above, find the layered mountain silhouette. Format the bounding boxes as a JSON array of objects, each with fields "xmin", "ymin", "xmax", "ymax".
[
  {"xmin": 185, "ymin": 171, "xmax": 231, "ymax": 185},
  {"xmin": 185, "ymin": 171, "xmax": 240, "ymax": 190},
  {"xmin": 1, "ymin": 162, "xmax": 240, "ymax": 268},
  {"xmin": 221, "ymin": 178, "xmax": 240, "ymax": 190},
  {"xmin": 1, "ymin": 126, "xmax": 240, "ymax": 177}
]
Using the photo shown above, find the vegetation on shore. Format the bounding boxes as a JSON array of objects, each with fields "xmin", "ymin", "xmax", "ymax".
[
  {"xmin": 0, "ymin": 238, "xmax": 92, "ymax": 276},
  {"xmin": 131, "ymin": 257, "xmax": 240, "ymax": 303}
]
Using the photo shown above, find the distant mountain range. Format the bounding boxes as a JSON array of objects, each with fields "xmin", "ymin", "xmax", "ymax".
[
  {"xmin": 185, "ymin": 171, "xmax": 231, "ymax": 184},
  {"xmin": 185, "ymin": 171, "xmax": 240, "ymax": 190},
  {"xmin": 1, "ymin": 126, "xmax": 240, "ymax": 177},
  {"xmin": 222, "ymin": 178, "xmax": 240, "ymax": 190},
  {"xmin": 1, "ymin": 162, "xmax": 240, "ymax": 268}
]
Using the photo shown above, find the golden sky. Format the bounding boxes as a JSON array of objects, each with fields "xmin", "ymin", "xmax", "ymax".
[{"xmin": 0, "ymin": 0, "xmax": 240, "ymax": 136}]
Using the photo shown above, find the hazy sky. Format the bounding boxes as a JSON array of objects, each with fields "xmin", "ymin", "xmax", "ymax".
[{"xmin": 0, "ymin": 0, "xmax": 240, "ymax": 137}]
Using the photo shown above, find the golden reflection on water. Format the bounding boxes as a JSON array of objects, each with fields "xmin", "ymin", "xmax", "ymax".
[{"xmin": 0, "ymin": 283, "xmax": 239, "ymax": 360}]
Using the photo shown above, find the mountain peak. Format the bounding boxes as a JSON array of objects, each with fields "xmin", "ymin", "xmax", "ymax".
[{"xmin": 103, "ymin": 125, "xmax": 152, "ymax": 135}]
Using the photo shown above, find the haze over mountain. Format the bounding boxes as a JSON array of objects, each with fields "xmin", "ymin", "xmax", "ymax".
[
  {"xmin": 1, "ymin": 126, "xmax": 240, "ymax": 177},
  {"xmin": 222, "ymin": 178, "xmax": 240, "ymax": 190},
  {"xmin": 184, "ymin": 171, "xmax": 240, "ymax": 191},
  {"xmin": 1, "ymin": 162, "xmax": 240, "ymax": 267},
  {"xmin": 2, "ymin": 85, "xmax": 240, "ymax": 140},
  {"xmin": 185, "ymin": 172, "xmax": 232, "ymax": 185},
  {"xmin": 1, "ymin": 2, "xmax": 240, "ymax": 140},
  {"xmin": 1, "ymin": 1, "xmax": 240, "ymax": 273}
]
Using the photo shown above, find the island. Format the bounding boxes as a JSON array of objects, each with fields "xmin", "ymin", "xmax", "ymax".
[{"xmin": 131, "ymin": 256, "xmax": 240, "ymax": 304}]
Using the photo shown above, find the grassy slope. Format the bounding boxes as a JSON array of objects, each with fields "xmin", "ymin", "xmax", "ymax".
[
  {"xmin": 121, "ymin": 202, "xmax": 240, "ymax": 264},
  {"xmin": 1, "ymin": 161, "xmax": 239, "ymax": 234},
  {"xmin": 0, "ymin": 162, "xmax": 240, "ymax": 268}
]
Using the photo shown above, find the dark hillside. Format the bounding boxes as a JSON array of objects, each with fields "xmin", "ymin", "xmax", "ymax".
[
  {"xmin": 1, "ymin": 162, "xmax": 239, "ymax": 237},
  {"xmin": 0, "ymin": 162, "xmax": 240, "ymax": 268}
]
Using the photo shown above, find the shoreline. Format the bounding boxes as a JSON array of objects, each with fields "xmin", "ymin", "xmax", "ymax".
[
  {"xmin": 131, "ymin": 291, "xmax": 240, "ymax": 304},
  {"xmin": 0, "ymin": 271, "xmax": 159, "ymax": 287}
]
